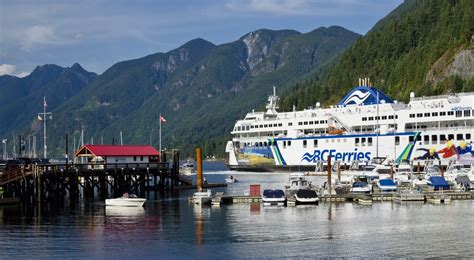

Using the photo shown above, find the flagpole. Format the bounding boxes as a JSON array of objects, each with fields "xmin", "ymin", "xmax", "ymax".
[
  {"xmin": 159, "ymin": 113, "xmax": 162, "ymax": 160},
  {"xmin": 43, "ymin": 96, "xmax": 47, "ymax": 159}
]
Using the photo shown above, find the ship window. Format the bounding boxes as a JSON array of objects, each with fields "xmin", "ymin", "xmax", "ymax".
[
  {"xmin": 298, "ymin": 122, "xmax": 302, "ymax": 126},
  {"xmin": 382, "ymin": 116, "xmax": 387, "ymax": 120},
  {"xmin": 432, "ymin": 135, "xmax": 438, "ymax": 144},
  {"xmin": 304, "ymin": 121, "xmax": 308, "ymax": 125},
  {"xmin": 140, "ymin": 156, "xmax": 144, "ymax": 161},
  {"xmin": 440, "ymin": 135, "xmax": 446, "ymax": 143},
  {"xmin": 288, "ymin": 141, "xmax": 291, "ymax": 146},
  {"xmin": 320, "ymin": 120, "xmax": 325, "ymax": 124},
  {"xmin": 389, "ymin": 115, "xmax": 394, "ymax": 119},
  {"xmin": 303, "ymin": 140, "xmax": 307, "ymax": 148},
  {"xmin": 283, "ymin": 141, "xmax": 286, "ymax": 148},
  {"xmin": 424, "ymin": 113, "xmax": 430, "ymax": 117},
  {"xmin": 395, "ymin": 136, "xmax": 400, "ymax": 145},
  {"xmin": 263, "ymin": 124, "xmax": 267, "ymax": 128},
  {"xmin": 409, "ymin": 136, "xmax": 414, "ymax": 142},
  {"xmin": 288, "ymin": 123, "xmax": 292, "ymax": 126},
  {"xmin": 251, "ymin": 125, "xmax": 254, "ymax": 129},
  {"xmin": 417, "ymin": 113, "xmax": 422, "ymax": 118},
  {"xmin": 416, "ymin": 135, "xmax": 421, "ymax": 141},
  {"xmin": 368, "ymin": 117, "xmax": 374, "ymax": 121},
  {"xmin": 355, "ymin": 138, "xmax": 359, "ymax": 146},
  {"xmin": 409, "ymin": 114, "xmax": 415, "ymax": 118},
  {"xmin": 466, "ymin": 133, "xmax": 471, "ymax": 140},
  {"xmin": 455, "ymin": 111, "xmax": 462, "ymax": 117},
  {"xmin": 464, "ymin": 110, "xmax": 470, "ymax": 117},
  {"xmin": 448, "ymin": 111, "xmax": 454, "ymax": 116},
  {"xmin": 432, "ymin": 112, "xmax": 438, "ymax": 117},
  {"xmin": 361, "ymin": 138, "xmax": 366, "ymax": 146},
  {"xmin": 396, "ymin": 115, "xmax": 398, "ymax": 119},
  {"xmin": 259, "ymin": 142, "xmax": 263, "ymax": 147},
  {"xmin": 309, "ymin": 121, "xmax": 314, "ymax": 125},
  {"xmin": 376, "ymin": 116, "xmax": 380, "ymax": 120},
  {"xmin": 448, "ymin": 134, "xmax": 454, "ymax": 140},
  {"xmin": 279, "ymin": 123, "xmax": 282, "ymax": 127},
  {"xmin": 368, "ymin": 137, "xmax": 373, "ymax": 146},
  {"xmin": 362, "ymin": 117, "xmax": 367, "ymax": 121},
  {"xmin": 440, "ymin": 111, "xmax": 446, "ymax": 116},
  {"xmin": 457, "ymin": 134, "xmax": 463, "ymax": 140},
  {"xmin": 314, "ymin": 140, "xmax": 318, "ymax": 147},
  {"xmin": 424, "ymin": 135, "xmax": 429, "ymax": 144}
]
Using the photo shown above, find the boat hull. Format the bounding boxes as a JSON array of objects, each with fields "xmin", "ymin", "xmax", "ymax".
[{"xmin": 105, "ymin": 198, "xmax": 146, "ymax": 207}]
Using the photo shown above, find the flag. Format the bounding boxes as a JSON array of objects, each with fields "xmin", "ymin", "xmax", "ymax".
[
  {"xmin": 160, "ymin": 115, "xmax": 166, "ymax": 122},
  {"xmin": 38, "ymin": 115, "xmax": 43, "ymax": 121}
]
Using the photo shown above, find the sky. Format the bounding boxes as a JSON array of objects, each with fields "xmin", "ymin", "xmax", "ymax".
[{"xmin": 0, "ymin": 0, "xmax": 403, "ymax": 77}]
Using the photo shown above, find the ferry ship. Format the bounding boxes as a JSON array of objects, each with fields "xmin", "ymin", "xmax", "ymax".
[{"xmin": 225, "ymin": 79, "xmax": 474, "ymax": 171}]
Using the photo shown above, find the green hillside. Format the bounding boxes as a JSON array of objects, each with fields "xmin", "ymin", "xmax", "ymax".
[
  {"xmin": 280, "ymin": 0, "xmax": 474, "ymax": 110},
  {"xmin": 41, "ymin": 27, "xmax": 358, "ymax": 158}
]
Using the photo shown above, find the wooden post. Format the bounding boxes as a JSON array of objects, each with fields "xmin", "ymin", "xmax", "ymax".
[
  {"xmin": 327, "ymin": 156, "xmax": 331, "ymax": 195},
  {"xmin": 196, "ymin": 147, "xmax": 203, "ymax": 192},
  {"xmin": 337, "ymin": 162, "xmax": 341, "ymax": 181},
  {"xmin": 417, "ymin": 162, "xmax": 420, "ymax": 174},
  {"xmin": 390, "ymin": 164, "xmax": 394, "ymax": 179}
]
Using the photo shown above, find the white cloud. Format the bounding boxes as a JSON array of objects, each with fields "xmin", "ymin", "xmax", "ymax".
[
  {"xmin": 0, "ymin": 64, "xmax": 16, "ymax": 75},
  {"xmin": 225, "ymin": 0, "xmax": 312, "ymax": 15},
  {"xmin": 0, "ymin": 64, "xmax": 30, "ymax": 77},
  {"xmin": 21, "ymin": 25, "xmax": 57, "ymax": 50}
]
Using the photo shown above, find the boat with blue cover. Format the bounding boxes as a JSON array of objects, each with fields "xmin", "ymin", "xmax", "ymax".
[
  {"xmin": 262, "ymin": 189, "xmax": 286, "ymax": 206},
  {"xmin": 427, "ymin": 176, "xmax": 450, "ymax": 191},
  {"xmin": 377, "ymin": 179, "xmax": 398, "ymax": 192}
]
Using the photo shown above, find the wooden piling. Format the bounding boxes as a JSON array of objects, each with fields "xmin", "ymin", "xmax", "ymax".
[
  {"xmin": 390, "ymin": 164, "xmax": 394, "ymax": 179},
  {"xmin": 337, "ymin": 162, "xmax": 341, "ymax": 181},
  {"xmin": 196, "ymin": 147, "xmax": 203, "ymax": 192},
  {"xmin": 327, "ymin": 156, "xmax": 332, "ymax": 195}
]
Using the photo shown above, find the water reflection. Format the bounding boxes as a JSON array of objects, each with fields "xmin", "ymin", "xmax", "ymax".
[{"xmin": 105, "ymin": 206, "xmax": 145, "ymax": 217}]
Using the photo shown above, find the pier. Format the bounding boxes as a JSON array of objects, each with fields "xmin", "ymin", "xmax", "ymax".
[{"xmin": 0, "ymin": 150, "xmax": 195, "ymax": 204}]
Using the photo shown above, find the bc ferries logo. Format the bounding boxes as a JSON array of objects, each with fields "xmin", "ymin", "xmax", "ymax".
[
  {"xmin": 342, "ymin": 90, "xmax": 371, "ymax": 105},
  {"xmin": 302, "ymin": 148, "xmax": 371, "ymax": 162}
]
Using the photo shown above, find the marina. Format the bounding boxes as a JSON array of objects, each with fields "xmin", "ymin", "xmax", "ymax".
[{"xmin": 0, "ymin": 168, "xmax": 472, "ymax": 258}]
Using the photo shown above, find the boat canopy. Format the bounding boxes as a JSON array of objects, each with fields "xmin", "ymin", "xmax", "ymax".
[
  {"xmin": 263, "ymin": 189, "xmax": 285, "ymax": 198},
  {"xmin": 428, "ymin": 176, "xmax": 450, "ymax": 188},
  {"xmin": 379, "ymin": 179, "xmax": 396, "ymax": 186},
  {"xmin": 338, "ymin": 86, "xmax": 394, "ymax": 106}
]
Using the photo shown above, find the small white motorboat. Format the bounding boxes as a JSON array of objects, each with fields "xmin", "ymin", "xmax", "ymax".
[
  {"xmin": 105, "ymin": 193, "xmax": 146, "ymax": 207},
  {"xmin": 192, "ymin": 189, "xmax": 212, "ymax": 205},
  {"xmin": 225, "ymin": 175, "xmax": 238, "ymax": 183},
  {"xmin": 294, "ymin": 189, "xmax": 319, "ymax": 204},
  {"xmin": 180, "ymin": 160, "xmax": 195, "ymax": 175},
  {"xmin": 262, "ymin": 189, "xmax": 286, "ymax": 206}
]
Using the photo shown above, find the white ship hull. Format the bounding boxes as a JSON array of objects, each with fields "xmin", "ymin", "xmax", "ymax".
[{"xmin": 226, "ymin": 84, "xmax": 474, "ymax": 171}]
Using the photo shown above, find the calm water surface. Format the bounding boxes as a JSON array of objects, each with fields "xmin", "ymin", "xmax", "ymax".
[{"xmin": 0, "ymin": 163, "xmax": 472, "ymax": 258}]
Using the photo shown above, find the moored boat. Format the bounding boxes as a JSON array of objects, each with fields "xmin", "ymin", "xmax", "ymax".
[
  {"xmin": 192, "ymin": 189, "xmax": 212, "ymax": 205},
  {"xmin": 294, "ymin": 189, "xmax": 318, "ymax": 204},
  {"xmin": 262, "ymin": 189, "xmax": 286, "ymax": 206},
  {"xmin": 105, "ymin": 193, "xmax": 146, "ymax": 207}
]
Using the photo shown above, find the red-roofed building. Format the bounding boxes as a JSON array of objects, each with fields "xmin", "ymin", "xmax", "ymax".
[{"xmin": 75, "ymin": 145, "xmax": 160, "ymax": 164}]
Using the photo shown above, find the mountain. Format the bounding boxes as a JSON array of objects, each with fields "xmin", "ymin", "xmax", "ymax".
[
  {"xmin": 0, "ymin": 63, "xmax": 97, "ymax": 151},
  {"xmin": 34, "ymin": 26, "xmax": 359, "ymax": 158},
  {"xmin": 280, "ymin": 0, "xmax": 474, "ymax": 110}
]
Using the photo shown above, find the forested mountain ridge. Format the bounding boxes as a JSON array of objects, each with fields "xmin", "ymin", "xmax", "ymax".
[
  {"xmin": 4, "ymin": 26, "xmax": 358, "ymax": 158},
  {"xmin": 280, "ymin": 0, "xmax": 474, "ymax": 110}
]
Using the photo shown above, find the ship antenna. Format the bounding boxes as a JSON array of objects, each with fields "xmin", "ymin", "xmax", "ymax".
[{"xmin": 376, "ymin": 88, "xmax": 379, "ymax": 158}]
